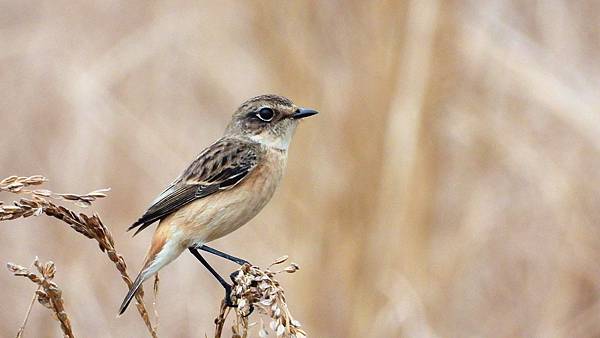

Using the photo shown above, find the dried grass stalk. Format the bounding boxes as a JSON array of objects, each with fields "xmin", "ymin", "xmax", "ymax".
[
  {"xmin": 15, "ymin": 285, "xmax": 40, "ymax": 338},
  {"xmin": 7, "ymin": 258, "xmax": 74, "ymax": 338},
  {"xmin": 215, "ymin": 257, "xmax": 306, "ymax": 338},
  {"xmin": 0, "ymin": 175, "xmax": 158, "ymax": 338},
  {"xmin": 0, "ymin": 175, "xmax": 109, "ymax": 208},
  {"xmin": 153, "ymin": 274, "xmax": 160, "ymax": 332}
]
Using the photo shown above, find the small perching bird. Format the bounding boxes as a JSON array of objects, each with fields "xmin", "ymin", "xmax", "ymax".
[{"xmin": 118, "ymin": 95, "xmax": 318, "ymax": 315}]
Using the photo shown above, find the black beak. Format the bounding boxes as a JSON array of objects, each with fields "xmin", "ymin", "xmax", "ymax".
[{"xmin": 292, "ymin": 108, "xmax": 319, "ymax": 120}]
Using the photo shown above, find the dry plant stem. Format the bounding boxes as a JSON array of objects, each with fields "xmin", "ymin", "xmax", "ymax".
[
  {"xmin": 232, "ymin": 312, "xmax": 249, "ymax": 338},
  {"xmin": 0, "ymin": 175, "xmax": 158, "ymax": 338},
  {"xmin": 153, "ymin": 274, "xmax": 160, "ymax": 333},
  {"xmin": 213, "ymin": 256, "xmax": 306, "ymax": 338},
  {"xmin": 214, "ymin": 301, "xmax": 230, "ymax": 338},
  {"xmin": 7, "ymin": 259, "xmax": 75, "ymax": 338},
  {"xmin": 16, "ymin": 285, "xmax": 40, "ymax": 338}
]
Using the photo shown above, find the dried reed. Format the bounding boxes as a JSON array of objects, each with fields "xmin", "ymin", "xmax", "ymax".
[
  {"xmin": 214, "ymin": 256, "xmax": 306, "ymax": 338},
  {"xmin": 15, "ymin": 284, "xmax": 39, "ymax": 338},
  {"xmin": 0, "ymin": 175, "xmax": 158, "ymax": 338},
  {"xmin": 7, "ymin": 258, "xmax": 74, "ymax": 338}
]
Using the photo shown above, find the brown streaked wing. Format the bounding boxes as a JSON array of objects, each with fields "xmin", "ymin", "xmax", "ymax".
[{"xmin": 128, "ymin": 138, "xmax": 261, "ymax": 236}]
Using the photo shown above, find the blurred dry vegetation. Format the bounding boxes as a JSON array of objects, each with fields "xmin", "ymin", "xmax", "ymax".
[{"xmin": 1, "ymin": 0, "xmax": 600, "ymax": 337}]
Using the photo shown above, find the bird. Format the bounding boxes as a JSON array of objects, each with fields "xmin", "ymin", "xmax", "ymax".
[{"xmin": 118, "ymin": 94, "xmax": 318, "ymax": 315}]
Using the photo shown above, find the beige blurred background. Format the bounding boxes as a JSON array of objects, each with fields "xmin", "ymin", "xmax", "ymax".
[{"xmin": 2, "ymin": 1, "xmax": 600, "ymax": 337}]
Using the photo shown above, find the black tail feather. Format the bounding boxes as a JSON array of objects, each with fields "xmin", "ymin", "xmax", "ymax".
[{"xmin": 118, "ymin": 272, "xmax": 145, "ymax": 315}]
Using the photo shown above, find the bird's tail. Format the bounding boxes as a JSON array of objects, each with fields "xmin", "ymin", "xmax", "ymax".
[
  {"xmin": 118, "ymin": 269, "xmax": 147, "ymax": 316},
  {"xmin": 118, "ymin": 236, "xmax": 184, "ymax": 315}
]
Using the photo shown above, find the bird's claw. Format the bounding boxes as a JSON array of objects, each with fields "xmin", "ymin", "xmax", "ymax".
[
  {"xmin": 224, "ymin": 284, "xmax": 237, "ymax": 308},
  {"xmin": 241, "ymin": 304, "xmax": 255, "ymax": 317},
  {"xmin": 229, "ymin": 270, "xmax": 241, "ymax": 283}
]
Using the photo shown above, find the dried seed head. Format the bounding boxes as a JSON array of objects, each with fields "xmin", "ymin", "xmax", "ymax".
[
  {"xmin": 270, "ymin": 255, "xmax": 289, "ymax": 266},
  {"xmin": 36, "ymin": 290, "xmax": 52, "ymax": 309},
  {"xmin": 23, "ymin": 175, "xmax": 47, "ymax": 185},
  {"xmin": 216, "ymin": 257, "xmax": 305, "ymax": 337},
  {"xmin": 0, "ymin": 175, "xmax": 47, "ymax": 190},
  {"xmin": 9, "ymin": 258, "xmax": 75, "ymax": 337},
  {"xmin": 1, "ymin": 175, "xmax": 156, "ymax": 338},
  {"xmin": 7, "ymin": 262, "xmax": 27, "ymax": 274},
  {"xmin": 0, "ymin": 176, "xmax": 18, "ymax": 185},
  {"xmin": 33, "ymin": 189, "xmax": 52, "ymax": 197},
  {"xmin": 43, "ymin": 261, "xmax": 56, "ymax": 279},
  {"xmin": 277, "ymin": 324, "xmax": 286, "ymax": 336},
  {"xmin": 284, "ymin": 266, "xmax": 299, "ymax": 273}
]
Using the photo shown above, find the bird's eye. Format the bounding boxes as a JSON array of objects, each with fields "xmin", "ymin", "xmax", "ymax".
[{"xmin": 256, "ymin": 107, "xmax": 275, "ymax": 122}]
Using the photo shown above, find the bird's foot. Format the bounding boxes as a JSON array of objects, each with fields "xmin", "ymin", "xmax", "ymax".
[
  {"xmin": 241, "ymin": 304, "xmax": 255, "ymax": 317},
  {"xmin": 230, "ymin": 270, "xmax": 241, "ymax": 284},
  {"xmin": 224, "ymin": 284, "xmax": 236, "ymax": 308},
  {"xmin": 229, "ymin": 262, "xmax": 253, "ymax": 282},
  {"xmin": 234, "ymin": 258, "xmax": 250, "ymax": 266}
]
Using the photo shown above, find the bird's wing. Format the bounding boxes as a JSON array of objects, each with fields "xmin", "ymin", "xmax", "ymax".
[{"xmin": 128, "ymin": 138, "xmax": 261, "ymax": 236}]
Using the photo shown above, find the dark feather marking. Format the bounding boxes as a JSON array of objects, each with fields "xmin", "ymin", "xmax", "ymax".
[{"xmin": 127, "ymin": 138, "xmax": 261, "ymax": 236}]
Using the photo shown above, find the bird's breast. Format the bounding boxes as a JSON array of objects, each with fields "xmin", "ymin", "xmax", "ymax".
[{"xmin": 169, "ymin": 149, "xmax": 287, "ymax": 245}]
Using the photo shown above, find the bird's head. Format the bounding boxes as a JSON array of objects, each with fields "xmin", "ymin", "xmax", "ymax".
[{"xmin": 225, "ymin": 94, "xmax": 318, "ymax": 150}]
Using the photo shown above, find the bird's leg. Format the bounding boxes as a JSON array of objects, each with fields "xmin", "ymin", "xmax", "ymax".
[
  {"xmin": 198, "ymin": 245, "xmax": 250, "ymax": 266},
  {"xmin": 188, "ymin": 248, "xmax": 235, "ymax": 307}
]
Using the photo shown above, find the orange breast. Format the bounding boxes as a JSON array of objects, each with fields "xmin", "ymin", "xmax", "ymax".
[{"xmin": 157, "ymin": 149, "xmax": 287, "ymax": 247}]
